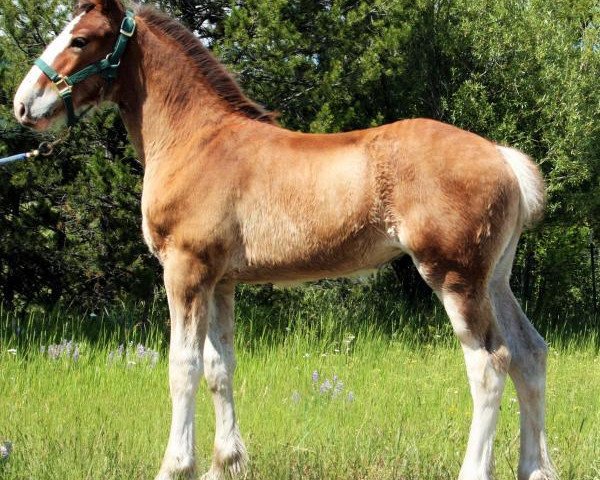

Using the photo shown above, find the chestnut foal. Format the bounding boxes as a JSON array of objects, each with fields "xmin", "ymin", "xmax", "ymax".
[{"xmin": 13, "ymin": 1, "xmax": 557, "ymax": 479}]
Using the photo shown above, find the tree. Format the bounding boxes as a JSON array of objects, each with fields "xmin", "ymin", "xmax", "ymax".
[
  {"xmin": 0, "ymin": 0, "xmax": 157, "ymax": 310},
  {"xmin": 0, "ymin": 0, "xmax": 597, "ymax": 322}
]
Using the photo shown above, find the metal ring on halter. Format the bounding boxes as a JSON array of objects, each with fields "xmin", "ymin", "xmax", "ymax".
[
  {"xmin": 54, "ymin": 77, "xmax": 73, "ymax": 95},
  {"xmin": 38, "ymin": 142, "xmax": 54, "ymax": 157},
  {"xmin": 105, "ymin": 53, "xmax": 121, "ymax": 68}
]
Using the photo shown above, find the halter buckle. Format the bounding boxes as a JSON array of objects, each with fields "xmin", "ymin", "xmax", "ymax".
[
  {"xmin": 119, "ymin": 13, "xmax": 136, "ymax": 38},
  {"xmin": 54, "ymin": 77, "xmax": 72, "ymax": 95},
  {"xmin": 120, "ymin": 26, "xmax": 135, "ymax": 37}
]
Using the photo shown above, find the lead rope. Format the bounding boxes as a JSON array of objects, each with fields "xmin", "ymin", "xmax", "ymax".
[{"xmin": 0, "ymin": 128, "xmax": 71, "ymax": 166}]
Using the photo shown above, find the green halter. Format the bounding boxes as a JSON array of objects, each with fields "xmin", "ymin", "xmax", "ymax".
[{"xmin": 34, "ymin": 10, "xmax": 136, "ymax": 127}]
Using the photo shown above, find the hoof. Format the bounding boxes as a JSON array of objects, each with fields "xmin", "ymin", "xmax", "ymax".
[
  {"xmin": 201, "ymin": 460, "xmax": 248, "ymax": 480},
  {"xmin": 156, "ymin": 456, "xmax": 196, "ymax": 480},
  {"xmin": 458, "ymin": 466, "xmax": 492, "ymax": 480},
  {"xmin": 519, "ymin": 468, "xmax": 559, "ymax": 480},
  {"xmin": 202, "ymin": 431, "xmax": 248, "ymax": 479},
  {"xmin": 201, "ymin": 452, "xmax": 248, "ymax": 480},
  {"xmin": 155, "ymin": 471, "xmax": 195, "ymax": 480}
]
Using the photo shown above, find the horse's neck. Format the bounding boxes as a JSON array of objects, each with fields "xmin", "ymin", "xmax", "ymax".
[{"xmin": 115, "ymin": 20, "xmax": 234, "ymax": 165}]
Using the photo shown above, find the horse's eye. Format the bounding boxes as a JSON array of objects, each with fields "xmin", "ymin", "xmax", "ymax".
[{"xmin": 70, "ymin": 37, "xmax": 88, "ymax": 49}]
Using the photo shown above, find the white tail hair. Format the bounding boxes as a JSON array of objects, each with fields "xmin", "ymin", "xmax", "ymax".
[{"xmin": 496, "ymin": 145, "xmax": 546, "ymax": 228}]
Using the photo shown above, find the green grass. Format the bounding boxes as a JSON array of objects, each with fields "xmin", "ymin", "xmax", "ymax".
[{"xmin": 0, "ymin": 286, "xmax": 599, "ymax": 479}]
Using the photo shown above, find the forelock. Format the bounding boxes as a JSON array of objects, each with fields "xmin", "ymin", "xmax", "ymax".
[{"xmin": 75, "ymin": 2, "xmax": 96, "ymax": 15}]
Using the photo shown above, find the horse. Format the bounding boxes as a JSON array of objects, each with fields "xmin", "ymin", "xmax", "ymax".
[{"xmin": 12, "ymin": 1, "xmax": 557, "ymax": 479}]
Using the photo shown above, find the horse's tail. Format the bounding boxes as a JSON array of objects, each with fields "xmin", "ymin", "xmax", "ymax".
[{"xmin": 496, "ymin": 145, "xmax": 546, "ymax": 228}]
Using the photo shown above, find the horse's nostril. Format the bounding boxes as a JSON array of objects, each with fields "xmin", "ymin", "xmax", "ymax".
[{"xmin": 18, "ymin": 102, "xmax": 27, "ymax": 119}]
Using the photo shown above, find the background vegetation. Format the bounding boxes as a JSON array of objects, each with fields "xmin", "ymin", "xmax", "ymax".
[
  {"xmin": 1, "ymin": 4, "xmax": 599, "ymax": 478},
  {"xmin": 0, "ymin": 0, "xmax": 599, "ymax": 327}
]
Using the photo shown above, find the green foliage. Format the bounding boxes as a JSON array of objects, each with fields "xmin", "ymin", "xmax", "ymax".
[
  {"xmin": 0, "ymin": 0, "xmax": 598, "ymax": 321},
  {"xmin": 0, "ymin": 0, "xmax": 157, "ymax": 309}
]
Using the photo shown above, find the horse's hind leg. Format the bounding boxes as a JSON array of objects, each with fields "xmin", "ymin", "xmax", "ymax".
[
  {"xmin": 417, "ymin": 261, "xmax": 510, "ymax": 480},
  {"xmin": 443, "ymin": 288, "xmax": 510, "ymax": 479},
  {"xmin": 490, "ymin": 241, "xmax": 557, "ymax": 480}
]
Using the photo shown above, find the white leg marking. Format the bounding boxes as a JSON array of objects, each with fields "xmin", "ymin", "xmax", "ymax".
[
  {"xmin": 441, "ymin": 292, "xmax": 479, "ymax": 349},
  {"xmin": 157, "ymin": 290, "xmax": 206, "ymax": 480},
  {"xmin": 162, "ymin": 326, "xmax": 203, "ymax": 474},
  {"xmin": 459, "ymin": 346, "xmax": 507, "ymax": 480},
  {"xmin": 203, "ymin": 289, "xmax": 247, "ymax": 479},
  {"xmin": 490, "ymin": 280, "xmax": 557, "ymax": 480},
  {"xmin": 442, "ymin": 293, "xmax": 508, "ymax": 480}
]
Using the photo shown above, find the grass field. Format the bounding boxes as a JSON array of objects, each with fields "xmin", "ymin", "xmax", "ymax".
[{"xmin": 1, "ymin": 285, "xmax": 599, "ymax": 479}]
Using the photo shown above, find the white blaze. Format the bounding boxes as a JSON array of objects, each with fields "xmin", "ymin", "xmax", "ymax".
[{"xmin": 13, "ymin": 13, "xmax": 85, "ymax": 121}]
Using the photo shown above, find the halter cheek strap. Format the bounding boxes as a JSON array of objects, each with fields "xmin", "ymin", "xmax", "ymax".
[{"xmin": 34, "ymin": 9, "xmax": 136, "ymax": 127}]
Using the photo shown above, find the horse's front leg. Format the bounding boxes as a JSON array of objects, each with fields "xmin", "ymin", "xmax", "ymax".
[
  {"xmin": 202, "ymin": 282, "xmax": 247, "ymax": 480},
  {"xmin": 156, "ymin": 252, "xmax": 212, "ymax": 480}
]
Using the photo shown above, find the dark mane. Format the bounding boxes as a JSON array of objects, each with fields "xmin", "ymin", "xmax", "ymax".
[{"xmin": 136, "ymin": 6, "xmax": 276, "ymax": 124}]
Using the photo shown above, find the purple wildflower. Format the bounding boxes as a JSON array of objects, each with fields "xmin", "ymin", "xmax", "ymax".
[
  {"xmin": 48, "ymin": 344, "xmax": 60, "ymax": 360},
  {"xmin": 312, "ymin": 370, "xmax": 319, "ymax": 383},
  {"xmin": 347, "ymin": 391, "xmax": 355, "ymax": 402},
  {"xmin": 45, "ymin": 340, "xmax": 80, "ymax": 361},
  {"xmin": 108, "ymin": 343, "xmax": 159, "ymax": 367},
  {"xmin": 333, "ymin": 380, "xmax": 344, "ymax": 397},
  {"xmin": 291, "ymin": 391, "xmax": 301, "ymax": 404},
  {"xmin": 320, "ymin": 379, "xmax": 332, "ymax": 394}
]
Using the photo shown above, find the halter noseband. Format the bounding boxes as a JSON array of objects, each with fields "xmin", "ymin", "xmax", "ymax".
[{"xmin": 34, "ymin": 9, "xmax": 136, "ymax": 127}]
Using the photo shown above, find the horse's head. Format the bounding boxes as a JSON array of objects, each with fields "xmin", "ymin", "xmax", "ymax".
[{"xmin": 13, "ymin": 0, "xmax": 125, "ymax": 130}]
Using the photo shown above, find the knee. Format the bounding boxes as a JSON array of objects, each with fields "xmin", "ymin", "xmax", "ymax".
[
  {"xmin": 168, "ymin": 351, "xmax": 203, "ymax": 391},
  {"xmin": 481, "ymin": 323, "xmax": 511, "ymax": 374}
]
